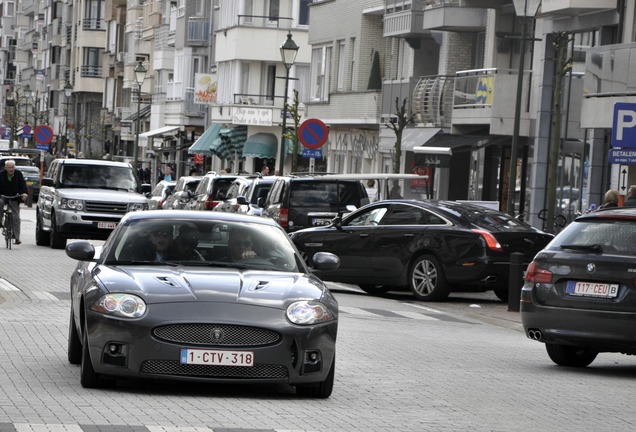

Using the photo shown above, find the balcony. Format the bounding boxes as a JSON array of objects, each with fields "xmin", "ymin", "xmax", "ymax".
[
  {"xmin": 307, "ymin": 91, "xmax": 382, "ymax": 125},
  {"xmin": 451, "ymin": 68, "xmax": 531, "ymax": 136},
  {"xmin": 539, "ymin": 0, "xmax": 617, "ymax": 16},
  {"xmin": 384, "ymin": 0, "xmax": 490, "ymax": 36}
]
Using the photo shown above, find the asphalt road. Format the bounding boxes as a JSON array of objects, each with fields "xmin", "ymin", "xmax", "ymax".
[{"xmin": 1, "ymin": 207, "xmax": 636, "ymax": 431}]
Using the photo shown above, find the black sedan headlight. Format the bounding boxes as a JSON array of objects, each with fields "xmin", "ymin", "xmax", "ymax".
[
  {"xmin": 91, "ymin": 293, "xmax": 147, "ymax": 318},
  {"xmin": 286, "ymin": 300, "xmax": 335, "ymax": 325}
]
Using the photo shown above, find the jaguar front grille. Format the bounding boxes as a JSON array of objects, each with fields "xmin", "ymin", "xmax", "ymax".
[
  {"xmin": 140, "ymin": 360, "xmax": 288, "ymax": 379},
  {"xmin": 153, "ymin": 324, "xmax": 280, "ymax": 346}
]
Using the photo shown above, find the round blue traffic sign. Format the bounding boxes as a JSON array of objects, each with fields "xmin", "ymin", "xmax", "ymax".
[
  {"xmin": 298, "ymin": 118, "xmax": 328, "ymax": 150},
  {"xmin": 34, "ymin": 125, "xmax": 54, "ymax": 145}
]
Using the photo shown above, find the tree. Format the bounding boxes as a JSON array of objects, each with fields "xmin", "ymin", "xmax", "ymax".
[
  {"xmin": 545, "ymin": 32, "xmax": 572, "ymax": 234},
  {"xmin": 367, "ymin": 51, "xmax": 382, "ymax": 90},
  {"xmin": 385, "ymin": 97, "xmax": 416, "ymax": 196},
  {"xmin": 283, "ymin": 89, "xmax": 302, "ymax": 173}
]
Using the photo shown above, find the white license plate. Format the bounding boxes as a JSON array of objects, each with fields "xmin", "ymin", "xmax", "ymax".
[
  {"xmin": 566, "ymin": 281, "xmax": 619, "ymax": 298},
  {"xmin": 312, "ymin": 218, "xmax": 332, "ymax": 226},
  {"xmin": 180, "ymin": 349, "xmax": 254, "ymax": 367},
  {"xmin": 97, "ymin": 222, "xmax": 117, "ymax": 229}
]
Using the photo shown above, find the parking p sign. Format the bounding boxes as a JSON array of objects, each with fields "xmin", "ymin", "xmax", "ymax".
[{"xmin": 611, "ymin": 103, "xmax": 636, "ymax": 149}]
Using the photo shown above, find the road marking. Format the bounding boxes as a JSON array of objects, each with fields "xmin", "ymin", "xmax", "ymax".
[
  {"xmin": 15, "ymin": 423, "xmax": 84, "ymax": 432},
  {"xmin": 31, "ymin": 291, "xmax": 59, "ymax": 301},
  {"xmin": 339, "ymin": 306, "xmax": 379, "ymax": 317},
  {"xmin": 0, "ymin": 278, "xmax": 20, "ymax": 291}
]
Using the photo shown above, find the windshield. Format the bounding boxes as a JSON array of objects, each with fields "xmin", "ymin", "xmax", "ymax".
[
  {"xmin": 61, "ymin": 165, "xmax": 138, "ymax": 191},
  {"xmin": 547, "ymin": 219, "xmax": 636, "ymax": 254},
  {"xmin": 105, "ymin": 218, "xmax": 301, "ymax": 272}
]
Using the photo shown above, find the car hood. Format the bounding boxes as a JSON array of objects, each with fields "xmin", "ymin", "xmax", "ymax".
[
  {"xmin": 95, "ymin": 266, "xmax": 326, "ymax": 308},
  {"xmin": 57, "ymin": 188, "xmax": 146, "ymax": 202}
]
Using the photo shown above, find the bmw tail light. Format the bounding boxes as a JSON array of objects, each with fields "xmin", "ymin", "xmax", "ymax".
[
  {"xmin": 279, "ymin": 208, "xmax": 289, "ymax": 228},
  {"xmin": 525, "ymin": 261, "xmax": 553, "ymax": 283},
  {"xmin": 472, "ymin": 229, "xmax": 503, "ymax": 252}
]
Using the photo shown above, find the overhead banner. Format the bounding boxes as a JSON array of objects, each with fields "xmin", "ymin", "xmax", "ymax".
[{"xmin": 194, "ymin": 73, "xmax": 217, "ymax": 104}]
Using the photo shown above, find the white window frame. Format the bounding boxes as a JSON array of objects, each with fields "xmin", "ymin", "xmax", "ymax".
[
  {"xmin": 310, "ymin": 46, "xmax": 332, "ymax": 102},
  {"xmin": 337, "ymin": 40, "xmax": 346, "ymax": 91}
]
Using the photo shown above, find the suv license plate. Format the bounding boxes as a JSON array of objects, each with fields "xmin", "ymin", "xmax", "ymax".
[
  {"xmin": 566, "ymin": 281, "xmax": 619, "ymax": 298},
  {"xmin": 97, "ymin": 222, "xmax": 117, "ymax": 229},
  {"xmin": 312, "ymin": 217, "xmax": 332, "ymax": 226},
  {"xmin": 180, "ymin": 349, "xmax": 254, "ymax": 367}
]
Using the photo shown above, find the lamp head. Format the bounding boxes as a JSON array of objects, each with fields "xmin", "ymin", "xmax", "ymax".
[
  {"xmin": 512, "ymin": 0, "xmax": 541, "ymax": 17},
  {"xmin": 280, "ymin": 32, "xmax": 299, "ymax": 68},
  {"xmin": 64, "ymin": 81, "xmax": 73, "ymax": 98},
  {"xmin": 134, "ymin": 61, "xmax": 147, "ymax": 86}
]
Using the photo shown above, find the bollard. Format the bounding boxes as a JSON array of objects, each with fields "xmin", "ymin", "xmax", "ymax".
[
  {"xmin": 507, "ymin": 252, "xmax": 525, "ymax": 312},
  {"xmin": 26, "ymin": 184, "xmax": 33, "ymax": 208}
]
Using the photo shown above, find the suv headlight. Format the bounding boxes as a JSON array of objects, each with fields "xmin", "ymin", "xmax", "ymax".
[
  {"xmin": 286, "ymin": 300, "xmax": 335, "ymax": 325},
  {"xmin": 59, "ymin": 198, "xmax": 84, "ymax": 211},
  {"xmin": 128, "ymin": 202, "xmax": 148, "ymax": 212}
]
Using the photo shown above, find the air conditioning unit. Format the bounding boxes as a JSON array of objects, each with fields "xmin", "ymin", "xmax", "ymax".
[{"xmin": 117, "ymin": 52, "xmax": 127, "ymax": 63}]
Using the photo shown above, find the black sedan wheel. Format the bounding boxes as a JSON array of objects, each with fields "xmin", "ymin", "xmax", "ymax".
[
  {"xmin": 358, "ymin": 284, "xmax": 391, "ymax": 296},
  {"xmin": 409, "ymin": 255, "xmax": 449, "ymax": 301},
  {"xmin": 67, "ymin": 309, "xmax": 81, "ymax": 365},
  {"xmin": 545, "ymin": 343, "xmax": 598, "ymax": 367},
  {"xmin": 296, "ymin": 358, "xmax": 335, "ymax": 399},
  {"xmin": 80, "ymin": 319, "xmax": 102, "ymax": 388}
]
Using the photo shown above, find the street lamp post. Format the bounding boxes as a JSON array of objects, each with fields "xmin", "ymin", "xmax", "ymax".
[
  {"xmin": 132, "ymin": 60, "xmax": 147, "ymax": 168},
  {"xmin": 278, "ymin": 32, "xmax": 299, "ymax": 176},
  {"xmin": 63, "ymin": 81, "xmax": 73, "ymax": 154},
  {"xmin": 506, "ymin": 0, "xmax": 542, "ymax": 216}
]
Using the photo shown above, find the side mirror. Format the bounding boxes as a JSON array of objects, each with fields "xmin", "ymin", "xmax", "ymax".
[
  {"xmin": 331, "ymin": 216, "xmax": 343, "ymax": 229},
  {"xmin": 236, "ymin": 196, "xmax": 248, "ymax": 205}
]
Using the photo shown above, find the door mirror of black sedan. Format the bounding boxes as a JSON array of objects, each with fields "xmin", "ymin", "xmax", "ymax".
[
  {"xmin": 312, "ymin": 252, "xmax": 340, "ymax": 271},
  {"xmin": 331, "ymin": 216, "xmax": 342, "ymax": 229},
  {"xmin": 66, "ymin": 240, "xmax": 96, "ymax": 261}
]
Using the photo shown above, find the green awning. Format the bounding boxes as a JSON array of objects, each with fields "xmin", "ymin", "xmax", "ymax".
[
  {"xmin": 209, "ymin": 125, "xmax": 248, "ymax": 161},
  {"xmin": 243, "ymin": 133, "xmax": 278, "ymax": 159},
  {"xmin": 188, "ymin": 123, "xmax": 221, "ymax": 156}
]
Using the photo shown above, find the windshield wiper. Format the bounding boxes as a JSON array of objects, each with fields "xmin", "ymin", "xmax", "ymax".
[
  {"xmin": 112, "ymin": 260, "xmax": 180, "ymax": 266},
  {"xmin": 560, "ymin": 244, "xmax": 603, "ymax": 253}
]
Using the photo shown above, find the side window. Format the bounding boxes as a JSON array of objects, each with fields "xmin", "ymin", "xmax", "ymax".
[
  {"xmin": 381, "ymin": 204, "xmax": 422, "ymax": 225},
  {"xmin": 348, "ymin": 207, "xmax": 388, "ymax": 226},
  {"xmin": 268, "ymin": 180, "xmax": 283, "ymax": 205}
]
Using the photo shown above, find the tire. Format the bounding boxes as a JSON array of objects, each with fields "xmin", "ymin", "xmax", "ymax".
[
  {"xmin": 493, "ymin": 288, "xmax": 509, "ymax": 302},
  {"xmin": 80, "ymin": 317, "xmax": 101, "ymax": 388},
  {"xmin": 545, "ymin": 343, "xmax": 598, "ymax": 367},
  {"xmin": 35, "ymin": 210, "xmax": 50, "ymax": 246},
  {"xmin": 4, "ymin": 216, "xmax": 10, "ymax": 249},
  {"xmin": 67, "ymin": 308, "xmax": 82, "ymax": 365},
  {"xmin": 358, "ymin": 284, "xmax": 391, "ymax": 296},
  {"xmin": 296, "ymin": 358, "xmax": 335, "ymax": 399},
  {"xmin": 49, "ymin": 212, "xmax": 67, "ymax": 249},
  {"xmin": 409, "ymin": 254, "xmax": 450, "ymax": 301}
]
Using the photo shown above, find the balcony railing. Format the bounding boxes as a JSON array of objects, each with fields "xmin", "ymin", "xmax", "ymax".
[
  {"xmin": 82, "ymin": 18, "xmax": 106, "ymax": 31},
  {"xmin": 80, "ymin": 65, "xmax": 103, "ymax": 77},
  {"xmin": 187, "ymin": 17, "xmax": 209, "ymax": 45}
]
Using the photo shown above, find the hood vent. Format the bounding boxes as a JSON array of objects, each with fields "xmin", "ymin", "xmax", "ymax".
[{"xmin": 155, "ymin": 276, "xmax": 180, "ymax": 287}]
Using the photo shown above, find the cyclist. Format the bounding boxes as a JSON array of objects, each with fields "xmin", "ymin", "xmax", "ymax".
[{"xmin": 0, "ymin": 160, "xmax": 28, "ymax": 245}]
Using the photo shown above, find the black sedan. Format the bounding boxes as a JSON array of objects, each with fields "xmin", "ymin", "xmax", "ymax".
[
  {"xmin": 521, "ymin": 208, "xmax": 636, "ymax": 367},
  {"xmin": 289, "ymin": 200, "xmax": 553, "ymax": 301},
  {"xmin": 65, "ymin": 210, "xmax": 340, "ymax": 397}
]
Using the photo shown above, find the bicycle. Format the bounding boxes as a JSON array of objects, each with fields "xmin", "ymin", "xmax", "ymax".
[{"xmin": 1, "ymin": 194, "xmax": 20, "ymax": 250}]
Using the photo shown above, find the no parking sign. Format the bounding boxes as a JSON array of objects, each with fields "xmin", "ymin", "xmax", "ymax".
[{"xmin": 298, "ymin": 118, "xmax": 328, "ymax": 150}]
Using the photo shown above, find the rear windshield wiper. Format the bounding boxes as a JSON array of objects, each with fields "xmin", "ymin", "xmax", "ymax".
[{"xmin": 560, "ymin": 244, "xmax": 603, "ymax": 253}]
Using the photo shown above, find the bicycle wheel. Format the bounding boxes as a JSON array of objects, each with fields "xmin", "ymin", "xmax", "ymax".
[{"xmin": 4, "ymin": 213, "xmax": 11, "ymax": 250}]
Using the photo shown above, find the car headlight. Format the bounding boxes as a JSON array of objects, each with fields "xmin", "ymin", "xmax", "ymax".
[
  {"xmin": 91, "ymin": 293, "xmax": 147, "ymax": 318},
  {"xmin": 128, "ymin": 202, "xmax": 148, "ymax": 212},
  {"xmin": 59, "ymin": 198, "xmax": 84, "ymax": 211},
  {"xmin": 286, "ymin": 300, "xmax": 334, "ymax": 325}
]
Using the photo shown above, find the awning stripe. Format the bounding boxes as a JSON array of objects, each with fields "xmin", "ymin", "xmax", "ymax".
[
  {"xmin": 243, "ymin": 133, "xmax": 278, "ymax": 159},
  {"xmin": 210, "ymin": 125, "xmax": 248, "ymax": 161},
  {"xmin": 188, "ymin": 123, "xmax": 222, "ymax": 156}
]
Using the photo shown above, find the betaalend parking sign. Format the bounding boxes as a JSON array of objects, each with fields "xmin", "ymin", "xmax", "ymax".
[
  {"xmin": 612, "ymin": 103, "xmax": 636, "ymax": 148},
  {"xmin": 609, "ymin": 103, "xmax": 636, "ymax": 164}
]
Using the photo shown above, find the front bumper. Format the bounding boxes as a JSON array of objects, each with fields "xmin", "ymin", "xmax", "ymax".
[{"xmin": 85, "ymin": 301, "xmax": 337, "ymax": 385}]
